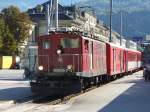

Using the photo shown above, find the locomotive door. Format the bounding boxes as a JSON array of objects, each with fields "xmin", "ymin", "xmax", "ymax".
[
  {"xmin": 89, "ymin": 41, "xmax": 93, "ymax": 70},
  {"xmin": 113, "ymin": 49, "xmax": 116, "ymax": 73},
  {"xmin": 51, "ymin": 36, "xmax": 62, "ymax": 69}
]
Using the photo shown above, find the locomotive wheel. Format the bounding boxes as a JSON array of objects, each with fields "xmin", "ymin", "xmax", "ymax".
[
  {"xmin": 101, "ymin": 75, "xmax": 108, "ymax": 83},
  {"xmin": 119, "ymin": 74, "xmax": 123, "ymax": 78},
  {"xmin": 111, "ymin": 75, "xmax": 117, "ymax": 80}
]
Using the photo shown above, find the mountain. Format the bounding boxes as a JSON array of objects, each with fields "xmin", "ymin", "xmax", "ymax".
[
  {"xmin": 78, "ymin": 0, "xmax": 150, "ymax": 39},
  {"xmin": 100, "ymin": 11, "xmax": 150, "ymax": 38},
  {"xmin": 79, "ymin": 0, "xmax": 150, "ymax": 14}
]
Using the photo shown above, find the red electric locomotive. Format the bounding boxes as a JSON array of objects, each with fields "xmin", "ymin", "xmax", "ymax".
[
  {"xmin": 31, "ymin": 31, "xmax": 107, "ymax": 95},
  {"xmin": 30, "ymin": 31, "xmax": 142, "ymax": 95}
]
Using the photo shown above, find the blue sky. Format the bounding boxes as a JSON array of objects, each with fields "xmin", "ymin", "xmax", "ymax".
[{"xmin": 0, "ymin": 0, "xmax": 83, "ymax": 11}]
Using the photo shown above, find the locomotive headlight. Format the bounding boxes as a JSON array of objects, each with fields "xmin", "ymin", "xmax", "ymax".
[
  {"xmin": 38, "ymin": 66, "xmax": 44, "ymax": 71},
  {"xmin": 57, "ymin": 49, "xmax": 62, "ymax": 55},
  {"xmin": 67, "ymin": 65, "xmax": 73, "ymax": 72},
  {"xmin": 67, "ymin": 65, "xmax": 72, "ymax": 69}
]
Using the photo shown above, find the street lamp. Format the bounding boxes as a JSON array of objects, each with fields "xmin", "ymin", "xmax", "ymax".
[
  {"xmin": 109, "ymin": 0, "xmax": 112, "ymax": 42},
  {"xmin": 55, "ymin": 0, "xmax": 58, "ymax": 29}
]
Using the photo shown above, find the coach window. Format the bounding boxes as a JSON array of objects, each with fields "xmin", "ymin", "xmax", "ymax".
[
  {"xmin": 43, "ymin": 41, "xmax": 50, "ymax": 49},
  {"xmin": 61, "ymin": 38, "xmax": 79, "ymax": 48}
]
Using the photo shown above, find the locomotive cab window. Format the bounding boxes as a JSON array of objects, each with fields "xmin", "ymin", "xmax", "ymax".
[
  {"xmin": 84, "ymin": 40, "xmax": 89, "ymax": 50},
  {"xmin": 61, "ymin": 38, "xmax": 79, "ymax": 48},
  {"xmin": 43, "ymin": 41, "xmax": 50, "ymax": 49}
]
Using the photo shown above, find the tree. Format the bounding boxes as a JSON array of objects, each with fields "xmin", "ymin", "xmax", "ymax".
[
  {"xmin": 0, "ymin": 17, "xmax": 5, "ymax": 49},
  {"xmin": 2, "ymin": 6, "xmax": 32, "ymax": 42},
  {"xmin": 0, "ymin": 17, "xmax": 17, "ymax": 55},
  {"xmin": 0, "ymin": 6, "xmax": 32, "ymax": 55},
  {"xmin": 1, "ymin": 27, "xmax": 16, "ymax": 55}
]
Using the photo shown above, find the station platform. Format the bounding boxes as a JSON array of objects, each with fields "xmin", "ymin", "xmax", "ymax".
[
  {"xmin": 0, "ymin": 70, "xmax": 150, "ymax": 112},
  {"xmin": 53, "ymin": 71, "xmax": 150, "ymax": 112},
  {"xmin": 0, "ymin": 70, "xmax": 32, "ymax": 110}
]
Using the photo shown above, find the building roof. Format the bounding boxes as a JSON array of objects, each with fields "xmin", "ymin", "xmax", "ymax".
[
  {"xmin": 27, "ymin": 0, "xmax": 76, "ymax": 21},
  {"xmin": 29, "ymin": 13, "xmax": 73, "ymax": 21},
  {"xmin": 27, "ymin": 0, "xmax": 65, "ymax": 14}
]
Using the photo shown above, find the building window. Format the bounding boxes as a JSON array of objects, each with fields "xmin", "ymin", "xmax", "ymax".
[{"xmin": 43, "ymin": 41, "xmax": 50, "ymax": 49}]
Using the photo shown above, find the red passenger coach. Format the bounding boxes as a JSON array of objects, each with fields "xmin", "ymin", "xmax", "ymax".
[
  {"xmin": 106, "ymin": 43, "xmax": 142, "ymax": 77},
  {"xmin": 106, "ymin": 43, "xmax": 126, "ymax": 76},
  {"xmin": 125, "ymin": 49, "xmax": 142, "ymax": 72}
]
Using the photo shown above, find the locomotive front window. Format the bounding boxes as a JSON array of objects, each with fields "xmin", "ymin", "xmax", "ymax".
[
  {"xmin": 61, "ymin": 38, "xmax": 79, "ymax": 48},
  {"xmin": 43, "ymin": 41, "xmax": 50, "ymax": 49}
]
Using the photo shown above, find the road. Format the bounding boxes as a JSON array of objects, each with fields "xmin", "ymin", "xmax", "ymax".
[{"xmin": 1, "ymin": 70, "xmax": 150, "ymax": 112}]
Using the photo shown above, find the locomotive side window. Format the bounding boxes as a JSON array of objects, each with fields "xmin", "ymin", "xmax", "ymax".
[
  {"xmin": 43, "ymin": 41, "xmax": 50, "ymax": 49},
  {"xmin": 61, "ymin": 38, "xmax": 79, "ymax": 48},
  {"xmin": 84, "ymin": 40, "xmax": 89, "ymax": 50}
]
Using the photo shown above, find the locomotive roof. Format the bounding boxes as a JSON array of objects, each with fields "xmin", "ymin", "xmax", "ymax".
[{"xmin": 38, "ymin": 32, "xmax": 141, "ymax": 53}]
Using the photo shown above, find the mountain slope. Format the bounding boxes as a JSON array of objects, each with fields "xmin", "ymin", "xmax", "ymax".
[
  {"xmin": 79, "ymin": 0, "xmax": 150, "ymax": 13},
  {"xmin": 78, "ymin": 0, "xmax": 150, "ymax": 38},
  {"xmin": 100, "ymin": 11, "xmax": 150, "ymax": 38}
]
